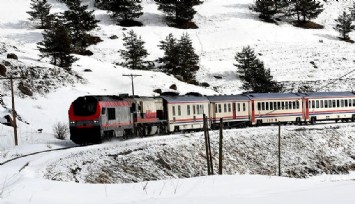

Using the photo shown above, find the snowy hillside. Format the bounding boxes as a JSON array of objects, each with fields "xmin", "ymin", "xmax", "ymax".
[
  {"xmin": 0, "ymin": 0, "xmax": 355, "ymax": 143},
  {"xmin": 1, "ymin": 0, "xmax": 355, "ymax": 203}
]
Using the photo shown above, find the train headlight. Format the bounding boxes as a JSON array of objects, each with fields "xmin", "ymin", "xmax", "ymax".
[
  {"xmin": 70, "ymin": 121, "xmax": 76, "ymax": 125},
  {"xmin": 93, "ymin": 120, "xmax": 99, "ymax": 124}
]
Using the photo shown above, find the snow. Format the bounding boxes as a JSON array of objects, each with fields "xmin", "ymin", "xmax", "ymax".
[{"xmin": 1, "ymin": 0, "xmax": 355, "ymax": 203}]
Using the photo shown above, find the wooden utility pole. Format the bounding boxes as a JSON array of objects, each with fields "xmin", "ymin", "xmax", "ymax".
[
  {"xmin": 203, "ymin": 114, "xmax": 211, "ymax": 175},
  {"xmin": 122, "ymin": 74, "xmax": 142, "ymax": 97},
  {"xmin": 278, "ymin": 122, "xmax": 281, "ymax": 176},
  {"xmin": 0, "ymin": 76, "xmax": 25, "ymax": 146},
  {"xmin": 122, "ymin": 74, "xmax": 142, "ymax": 136},
  {"xmin": 219, "ymin": 118, "xmax": 223, "ymax": 175}
]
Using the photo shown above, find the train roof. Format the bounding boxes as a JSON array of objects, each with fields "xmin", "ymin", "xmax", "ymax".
[
  {"xmin": 161, "ymin": 95, "xmax": 209, "ymax": 103},
  {"xmin": 76, "ymin": 95, "xmax": 126, "ymax": 101},
  {"xmin": 245, "ymin": 93, "xmax": 303, "ymax": 99},
  {"xmin": 304, "ymin": 91, "xmax": 355, "ymax": 98},
  {"xmin": 206, "ymin": 94, "xmax": 249, "ymax": 102}
]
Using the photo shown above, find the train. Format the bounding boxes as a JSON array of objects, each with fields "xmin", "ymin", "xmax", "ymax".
[{"xmin": 68, "ymin": 91, "xmax": 355, "ymax": 144}]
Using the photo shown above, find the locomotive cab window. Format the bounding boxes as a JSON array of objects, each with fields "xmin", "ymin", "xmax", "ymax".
[
  {"xmin": 107, "ymin": 108, "xmax": 116, "ymax": 120},
  {"xmin": 101, "ymin": 108, "xmax": 106, "ymax": 115}
]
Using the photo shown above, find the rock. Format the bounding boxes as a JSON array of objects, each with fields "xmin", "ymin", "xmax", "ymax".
[
  {"xmin": 153, "ymin": 89, "xmax": 162, "ymax": 94},
  {"xmin": 169, "ymin": 84, "xmax": 177, "ymax": 90},
  {"xmin": 109, "ymin": 35, "xmax": 118, "ymax": 39},
  {"xmin": 0, "ymin": 64, "xmax": 6, "ymax": 76},
  {"xmin": 4, "ymin": 61, "xmax": 11, "ymax": 66},
  {"xmin": 18, "ymin": 82, "xmax": 33, "ymax": 96},
  {"xmin": 7, "ymin": 53, "xmax": 18, "ymax": 60}
]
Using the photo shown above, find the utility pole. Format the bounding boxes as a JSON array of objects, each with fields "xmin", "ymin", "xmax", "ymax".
[
  {"xmin": 122, "ymin": 74, "xmax": 142, "ymax": 97},
  {"xmin": 219, "ymin": 118, "xmax": 223, "ymax": 175},
  {"xmin": 0, "ymin": 76, "xmax": 25, "ymax": 146},
  {"xmin": 122, "ymin": 74, "xmax": 142, "ymax": 137},
  {"xmin": 278, "ymin": 122, "xmax": 281, "ymax": 176}
]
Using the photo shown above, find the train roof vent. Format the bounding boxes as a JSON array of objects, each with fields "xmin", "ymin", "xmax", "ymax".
[
  {"xmin": 119, "ymin": 93, "xmax": 129, "ymax": 98},
  {"xmin": 185, "ymin": 92, "xmax": 202, "ymax": 96},
  {"xmin": 161, "ymin": 91, "xmax": 180, "ymax": 96}
]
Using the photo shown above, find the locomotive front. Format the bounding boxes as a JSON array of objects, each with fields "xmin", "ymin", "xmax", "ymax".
[{"xmin": 68, "ymin": 96, "xmax": 102, "ymax": 144}]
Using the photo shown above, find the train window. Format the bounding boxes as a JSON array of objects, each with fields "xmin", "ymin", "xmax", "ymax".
[
  {"xmin": 332, "ymin": 100, "xmax": 336, "ymax": 108},
  {"xmin": 172, "ymin": 106, "xmax": 176, "ymax": 116},
  {"xmin": 265, "ymin": 102, "xmax": 269, "ymax": 110},
  {"xmin": 101, "ymin": 108, "xmax": 106, "ymax": 115},
  {"xmin": 228, "ymin": 103, "xmax": 231, "ymax": 112},
  {"xmin": 224, "ymin": 104, "xmax": 227, "ymax": 112},
  {"xmin": 285, "ymin": 102, "xmax": 288, "ymax": 110},
  {"xmin": 218, "ymin": 104, "xmax": 222, "ymax": 113},
  {"xmin": 270, "ymin": 102, "xmax": 274, "ymax": 110},
  {"xmin": 262, "ymin": 102, "xmax": 265, "ymax": 111},
  {"xmin": 293, "ymin": 101, "xmax": 296, "ymax": 109},
  {"xmin": 178, "ymin": 105, "xmax": 181, "ymax": 116},
  {"xmin": 329, "ymin": 100, "xmax": 332, "ymax": 108},
  {"xmin": 320, "ymin": 100, "xmax": 324, "ymax": 108},
  {"xmin": 289, "ymin": 101, "xmax": 292, "ymax": 109},
  {"xmin": 353, "ymin": 99, "xmax": 355, "ymax": 107},
  {"xmin": 257, "ymin": 102, "xmax": 260, "ymax": 111},
  {"xmin": 337, "ymin": 100, "xmax": 340, "ymax": 108},
  {"xmin": 215, "ymin": 104, "xmax": 218, "ymax": 113},
  {"xmin": 345, "ymin": 100, "xmax": 348, "ymax": 107},
  {"xmin": 281, "ymin": 102, "xmax": 285, "ymax": 110},
  {"xmin": 277, "ymin": 102, "xmax": 281, "ymax": 110},
  {"xmin": 349, "ymin": 99, "xmax": 352, "ymax": 107},
  {"xmin": 324, "ymin": 100, "xmax": 328, "ymax": 108},
  {"xmin": 274, "ymin": 102, "xmax": 277, "ymax": 110},
  {"xmin": 197, "ymin": 105, "xmax": 200, "ymax": 114},
  {"xmin": 108, "ymin": 108, "xmax": 116, "ymax": 120},
  {"xmin": 296, "ymin": 101, "xmax": 300, "ymax": 109},
  {"xmin": 201, "ymin": 105, "xmax": 204, "ymax": 113},
  {"xmin": 316, "ymin": 100, "xmax": 319, "ymax": 108},
  {"xmin": 193, "ymin": 105, "xmax": 196, "ymax": 114},
  {"xmin": 243, "ymin": 103, "xmax": 246, "ymax": 111},
  {"xmin": 341, "ymin": 100, "xmax": 345, "ymax": 107},
  {"xmin": 187, "ymin": 105, "xmax": 191, "ymax": 115}
]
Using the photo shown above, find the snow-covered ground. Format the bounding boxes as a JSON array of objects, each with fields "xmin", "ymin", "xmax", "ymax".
[{"xmin": 1, "ymin": 0, "xmax": 355, "ymax": 203}]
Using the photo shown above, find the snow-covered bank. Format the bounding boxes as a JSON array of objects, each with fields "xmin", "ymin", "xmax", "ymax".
[{"xmin": 44, "ymin": 123, "xmax": 355, "ymax": 183}]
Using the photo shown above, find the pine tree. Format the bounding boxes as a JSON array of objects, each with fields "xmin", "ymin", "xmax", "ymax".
[
  {"xmin": 158, "ymin": 33, "xmax": 179, "ymax": 74},
  {"xmin": 106, "ymin": 0, "xmax": 143, "ymax": 25},
  {"xmin": 155, "ymin": 0, "xmax": 202, "ymax": 24},
  {"xmin": 27, "ymin": 0, "xmax": 52, "ymax": 29},
  {"xmin": 176, "ymin": 33, "xmax": 199, "ymax": 79},
  {"xmin": 119, "ymin": 30, "xmax": 148, "ymax": 70},
  {"xmin": 38, "ymin": 19, "xmax": 77, "ymax": 70},
  {"xmin": 234, "ymin": 46, "xmax": 281, "ymax": 93},
  {"xmin": 252, "ymin": 0, "xmax": 276, "ymax": 21},
  {"xmin": 334, "ymin": 11, "xmax": 355, "ymax": 41},
  {"xmin": 289, "ymin": 0, "xmax": 323, "ymax": 23},
  {"xmin": 63, "ymin": 0, "xmax": 100, "ymax": 53}
]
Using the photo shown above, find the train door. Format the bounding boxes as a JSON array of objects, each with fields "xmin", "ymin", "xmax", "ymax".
[
  {"xmin": 233, "ymin": 102, "xmax": 236, "ymax": 119},
  {"xmin": 302, "ymin": 98, "xmax": 309, "ymax": 121},
  {"xmin": 250, "ymin": 100, "xmax": 256, "ymax": 125}
]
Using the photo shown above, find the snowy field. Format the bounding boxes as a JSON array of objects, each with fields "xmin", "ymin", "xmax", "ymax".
[{"xmin": 1, "ymin": 0, "xmax": 355, "ymax": 203}]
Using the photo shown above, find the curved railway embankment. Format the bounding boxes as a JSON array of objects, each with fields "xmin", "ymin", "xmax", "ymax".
[{"xmin": 44, "ymin": 123, "xmax": 355, "ymax": 184}]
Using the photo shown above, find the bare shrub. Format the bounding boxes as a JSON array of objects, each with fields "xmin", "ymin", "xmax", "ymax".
[{"xmin": 53, "ymin": 122, "xmax": 69, "ymax": 140}]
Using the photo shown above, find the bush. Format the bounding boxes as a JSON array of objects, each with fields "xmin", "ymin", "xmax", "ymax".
[{"xmin": 53, "ymin": 122, "xmax": 69, "ymax": 140}]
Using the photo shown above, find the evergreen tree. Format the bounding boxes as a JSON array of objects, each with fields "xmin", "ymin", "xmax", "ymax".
[
  {"xmin": 158, "ymin": 33, "xmax": 199, "ymax": 82},
  {"xmin": 38, "ymin": 19, "xmax": 77, "ymax": 70},
  {"xmin": 106, "ymin": 0, "xmax": 143, "ymax": 25},
  {"xmin": 234, "ymin": 46, "xmax": 281, "ymax": 93},
  {"xmin": 252, "ymin": 0, "xmax": 276, "ymax": 21},
  {"xmin": 27, "ymin": 0, "xmax": 52, "ymax": 29},
  {"xmin": 155, "ymin": 0, "xmax": 202, "ymax": 23},
  {"xmin": 158, "ymin": 33, "xmax": 179, "ymax": 74},
  {"xmin": 119, "ymin": 30, "xmax": 148, "ymax": 70},
  {"xmin": 334, "ymin": 11, "xmax": 355, "ymax": 40},
  {"xmin": 176, "ymin": 33, "xmax": 199, "ymax": 79},
  {"xmin": 63, "ymin": 0, "xmax": 100, "ymax": 53},
  {"xmin": 289, "ymin": 0, "xmax": 323, "ymax": 22}
]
